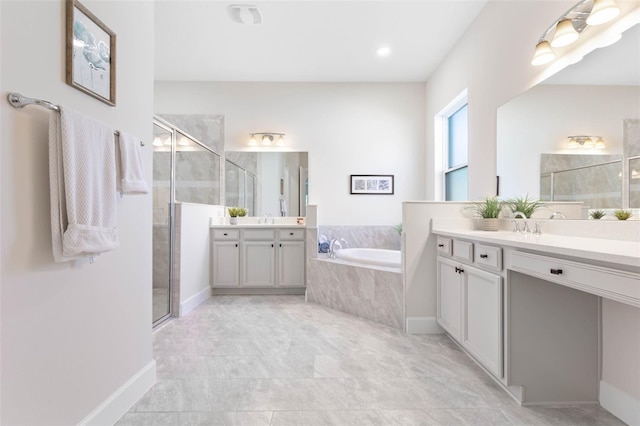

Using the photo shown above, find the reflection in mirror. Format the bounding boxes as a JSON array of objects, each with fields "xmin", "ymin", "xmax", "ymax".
[
  {"xmin": 224, "ymin": 152, "xmax": 308, "ymax": 217},
  {"xmin": 497, "ymin": 24, "xmax": 640, "ymax": 212}
]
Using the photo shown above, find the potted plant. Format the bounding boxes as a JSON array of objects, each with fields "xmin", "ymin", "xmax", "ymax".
[
  {"xmin": 589, "ymin": 210, "xmax": 606, "ymax": 220},
  {"xmin": 471, "ymin": 197, "xmax": 503, "ymax": 231},
  {"xmin": 228, "ymin": 207, "xmax": 247, "ymax": 225},
  {"xmin": 507, "ymin": 194, "xmax": 543, "ymax": 218},
  {"xmin": 614, "ymin": 209, "xmax": 632, "ymax": 221}
]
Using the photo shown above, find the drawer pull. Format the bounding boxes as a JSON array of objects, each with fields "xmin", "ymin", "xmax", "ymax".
[
  {"xmin": 290, "ymin": 232, "xmax": 294, "ymax": 236},
  {"xmin": 223, "ymin": 233, "xmax": 228, "ymax": 236},
  {"xmin": 438, "ymin": 244, "xmax": 444, "ymax": 247},
  {"xmin": 550, "ymin": 268, "xmax": 563, "ymax": 275},
  {"xmin": 479, "ymin": 254, "xmax": 488, "ymax": 259},
  {"xmin": 455, "ymin": 266, "xmax": 464, "ymax": 274}
]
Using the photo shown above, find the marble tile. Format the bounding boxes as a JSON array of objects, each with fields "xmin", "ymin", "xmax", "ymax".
[
  {"xmin": 117, "ymin": 296, "xmax": 626, "ymax": 426},
  {"xmin": 271, "ymin": 409, "xmax": 388, "ymax": 425}
]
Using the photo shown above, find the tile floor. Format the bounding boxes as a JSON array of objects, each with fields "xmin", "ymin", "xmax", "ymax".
[{"xmin": 117, "ymin": 295, "xmax": 623, "ymax": 425}]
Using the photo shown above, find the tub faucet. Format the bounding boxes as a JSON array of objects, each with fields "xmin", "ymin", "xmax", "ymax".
[{"xmin": 329, "ymin": 238, "xmax": 346, "ymax": 258}]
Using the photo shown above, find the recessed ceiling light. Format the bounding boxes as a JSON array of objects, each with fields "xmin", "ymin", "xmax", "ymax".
[
  {"xmin": 376, "ymin": 46, "xmax": 392, "ymax": 58},
  {"xmin": 229, "ymin": 4, "xmax": 263, "ymax": 25}
]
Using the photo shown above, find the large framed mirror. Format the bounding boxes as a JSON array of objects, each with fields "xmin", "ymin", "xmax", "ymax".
[
  {"xmin": 224, "ymin": 151, "xmax": 309, "ymax": 217},
  {"xmin": 497, "ymin": 24, "xmax": 640, "ymax": 212}
]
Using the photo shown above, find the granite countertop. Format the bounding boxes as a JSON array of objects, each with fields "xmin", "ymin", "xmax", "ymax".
[{"xmin": 431, "ymin": 228, "xmax": 640, "ymax": 269}]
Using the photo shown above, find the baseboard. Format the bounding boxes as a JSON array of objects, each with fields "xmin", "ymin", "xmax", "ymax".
[
  {"xmin": 406, "ymin": 316, "xmax": 444, "ymax": 334},
  {"xmin": 180, "ymin": 286, "xmax": 212, "ymax": 316},
  {"xmin": 78, "ymin": 360, "xmax": 156, "ymax": 426},
  {"xmin": 600, "ymin": 380, "xmax": 640, "ymax": 426},
  {"xmin": 212, "ymin": 287, "xmax": 306, "ymax": 295}
]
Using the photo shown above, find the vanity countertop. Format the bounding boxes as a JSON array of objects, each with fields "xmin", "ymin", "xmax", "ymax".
[
  {"xmin": 210, "ymin": 224, "xmax": 306, "ymax": 229},
  {"xmin": 431, "ymin": 228, "xmax": 640, "ymax": 269}
]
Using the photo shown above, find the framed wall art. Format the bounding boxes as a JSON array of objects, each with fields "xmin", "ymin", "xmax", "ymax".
[
  {"xmin": 350, "ymin": 175, "xmax": 394, "ymax": 195},
  {"xmin": 66, "ymin": 0, "xmax": 116, "ymax": 106}
]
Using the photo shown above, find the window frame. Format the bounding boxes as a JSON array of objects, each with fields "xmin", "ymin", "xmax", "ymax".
[{"xmin": 435, "ymin": 90, "xmax": 468, "ymax": 201}]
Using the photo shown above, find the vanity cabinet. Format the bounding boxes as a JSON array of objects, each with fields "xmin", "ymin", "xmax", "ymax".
[
  {"xmin": 437, "ymin": 238, "xmax": 503, "ymax": 378},
  {"xmin": 211, "ymin": 229, "xmax": 241, "ymax": 287},
  {"xmin": 211, "ymin": 226, "xmax": 306, "ymax": 289}
]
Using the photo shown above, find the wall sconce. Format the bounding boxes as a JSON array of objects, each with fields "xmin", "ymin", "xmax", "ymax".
[
  {"xmin": 531, "ymin": 0, "xmax": 621, "ymax": 66},
  {"xmin": 248, "ymin": 132, "xmax": 285, "ymax": 147},
  {"xmin": 568, "ymin": 135, "xmax": 606, "ymax": 149}
]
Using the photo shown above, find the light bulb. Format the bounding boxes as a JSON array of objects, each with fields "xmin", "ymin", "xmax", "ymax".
[
  {"xmin": 276, "ymin": 135, "xmax": 285, "ymax": 146},
  {"xmin": 178, "ymin": 136, "xmax": 190, "ymax": 146},
  {"xmin": 551, "ymin": 19, "xmax": 579, "ymax": 48},
  {"xmin": 531, "ymin": 41, "xmax": 555, "ymax": 66},
  {"xmin": 583, "ymin": 137, "xmax": 595, "ymax": 148},
  {"xmin": 153, "ymin": 136, "xmax": 163, "ymax": 147},
  {"xmin": 249, "ymin": 136, "xmax": 258, "ymax": 146},
  {"xmin": 594, "ymin": 138, "xmax": 606, "ymax": 149},
  {"xmin": 568, "ymin": 138, "xmax": 580, "ymax": 149},
  {"xmin": 587, "ymin": 0, "xmax": 620, "ymax": 25},
  {"xmin": 262, "ymin": 135, "xmax": 272, "ymax": 145}
]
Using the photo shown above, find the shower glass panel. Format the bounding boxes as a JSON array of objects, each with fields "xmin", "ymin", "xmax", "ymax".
[
  {"xmin": 246, "ymin": 172, "xmax": 256, "ymax": 216},
  {"xmin": 152, "ymin": 122, "xmax": 173, "ymax": 325},
  {"xmin": 630, "ymin": 157, "xmax": 640, "ymax": 208},
  {"xmin": 225, "ymin": 160, "xmax": 244, "ymax": 208},
  {"xmin": 544, "ymin": 161, "xmax": 622, "ymax": 209},
  {"xmin": 175, "ymin": 131, "xmax": 221, "ymax": 205}
]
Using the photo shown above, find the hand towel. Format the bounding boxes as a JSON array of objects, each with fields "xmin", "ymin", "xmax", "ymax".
[
  {"xmin": 49, "ymin": 107, "xmax": 119, "ymax": 262},
  {"xmin": 117, "ymin": 131, "xmax": 149, "ymax": 194}
]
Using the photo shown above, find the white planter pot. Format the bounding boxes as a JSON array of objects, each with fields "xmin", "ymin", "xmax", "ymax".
[{"xmin": 482, "ymin": 218, "xmax": 499, "ymax": 231}]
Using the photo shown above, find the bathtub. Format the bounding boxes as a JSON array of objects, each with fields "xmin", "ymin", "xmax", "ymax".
[{"xmin": 334, "ymin": 248, "xmax": 401, "ymax": 269}]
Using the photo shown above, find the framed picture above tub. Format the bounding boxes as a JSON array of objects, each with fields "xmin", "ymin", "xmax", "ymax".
[
  {"xmin": 66, "ymin": 0, "xmax": 116, "ymax": 106},
  {"xmin": 350, "ymin": 175, "xmax": 394, "ymax": 195}
]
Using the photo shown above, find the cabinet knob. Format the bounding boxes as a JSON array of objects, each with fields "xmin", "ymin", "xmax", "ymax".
[
  {"xmin": 271, "ymin": 244, "xmax": 274, "ymax": 248},
  {"xmin": 480, "ymin": 254, "xmax": 488, "ymax": 259},
  {"xmin": 289, "ymin": 232, "xmax": 294, "ymax": 236},
  {"xmin": 235, "ymin": 243, "xmax": 238, "ymax": 247},
  {"xmin": 550, "ymin": 268, "xmax": 563, "ymax": 275}
]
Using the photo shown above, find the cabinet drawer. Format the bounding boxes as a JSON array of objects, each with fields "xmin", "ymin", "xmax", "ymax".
[
  {"xmin": 437, "ymin": 237, "xmax": 452, "ymax": 256},
  {"xmin": 244, "ymin": 229, "xmax": 276, "ymax": 240},
  {"xmin": 510, "ymin": 251, "xmax": 640, "ymax": 307},
  {"xmin": 453, "ymin": 240, "xmax": 473, "ymax": 262},
  {"xmin": 279, "ymin": 229, "xmax": 305, "ymax": 240},
  {"xmin": 474, "ymin": 244, "xmax": 502, "ymax": 272},
  {"xmin": 213, "ymin": 229, "xmax": 239, "ymax": 240}
]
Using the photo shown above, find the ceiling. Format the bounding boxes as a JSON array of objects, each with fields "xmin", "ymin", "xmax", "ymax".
[
  {"xmin": 543, "ymin": 23, "xmax": 640, "ymax": 86},
  {"xmin": 154, "ymin": 1, "xmax": 487, "ymax": 82}
]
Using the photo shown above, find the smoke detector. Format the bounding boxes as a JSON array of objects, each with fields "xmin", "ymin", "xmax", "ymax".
[{"xmin": 229, "ymin": 4, "xmax": 263, "ymax": 25}]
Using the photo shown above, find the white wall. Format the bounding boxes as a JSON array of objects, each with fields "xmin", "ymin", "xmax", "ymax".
[
  {"xmin": 1, "ymin": 1, "xmax": 155, "ymax": 424},
  {"xmin": 497, "ymin": 84, "xmax": 640, "ymax": 199},
  {"xmin": 155, "ymin": 82, "xmax": 426, "ymax": 225}
]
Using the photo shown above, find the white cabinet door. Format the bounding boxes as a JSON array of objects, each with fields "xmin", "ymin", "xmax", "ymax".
[
  {"xmin": 437, "ymin": 257, "xmax": 462, "ymax": 341},
  {"xmin": 242, "ymin": 241, "xmax": 275, "ymax": 287},
  {"xmin": 463, "ymin": 265, "xmax": 503, "ymax": 377},
  {"xmin": 278, "ymin": 241, "xmax": 305, "ymax": 287},
  {"xmin": 212, "ymin": 241, "xmax": 240, "ymax": 287}
]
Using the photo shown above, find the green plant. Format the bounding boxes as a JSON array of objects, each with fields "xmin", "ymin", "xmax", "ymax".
[
  {"xmin": 471, "ymin": 197, "xmax": 503, "ymax": 219},
  {"xmin": 228, "ymin": 207, "xmax": 247, "ymax": 217},
  {"xmin": 589, "ymin": 210, "xmax": 606, "ymax": 220},
  {"xmin": 614, "ymin": 209, "xmax": 632, "ymax": 220},
  {"xmin": 507, "ymin": 195, "xmax": 543, "ymax": 218},
  {"xmin": 393, "ymin": 223, "xmax": 403, "ymax": 235}
]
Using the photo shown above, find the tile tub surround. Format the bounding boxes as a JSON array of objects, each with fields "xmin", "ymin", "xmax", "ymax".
[
  {"xmin": 116, "ymin": 296, "xmax": 624, "ymax": 426},
  {"xmin": 308, "ymin": 258, "xmax": 404, "ymax": 329},
  {"xmin": 318, "ymin": 225, "xmax": 401, "ymax": 251}
]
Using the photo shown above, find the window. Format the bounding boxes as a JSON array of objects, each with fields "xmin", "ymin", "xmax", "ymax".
[{"xmin": 435, "ymin": 90, "xmax": 468, "ymax": 201}]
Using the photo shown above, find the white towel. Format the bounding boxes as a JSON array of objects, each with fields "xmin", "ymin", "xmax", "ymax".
[
  {"xmin": 117, "ymin": 131, "xmax": 148, "ymax": 195},
  {"xmin": 49, "ymin": 107, "xmax": 119, "ymax": 262}
]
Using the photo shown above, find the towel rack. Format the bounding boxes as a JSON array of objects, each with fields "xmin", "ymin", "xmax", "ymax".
[{"xmin": 6, "ymin": 92, "xmax": 145, "ymax": 147}]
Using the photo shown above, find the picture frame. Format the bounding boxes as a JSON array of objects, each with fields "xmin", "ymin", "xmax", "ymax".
[
  {"xmin": 66, "ymin": 0, "xmax": 116, "ymax": 106},
  {"xmin": 350, "ymin": 175, "xmax": 394, "ymax": 195}
]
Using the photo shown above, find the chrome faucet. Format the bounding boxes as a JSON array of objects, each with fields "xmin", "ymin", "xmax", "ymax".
[
  {"xmin": 549, "ymin": 211, "xmax": 567, "ymax": 219},
  {"xmin": 511, "ymin": 211, "xmax": 530, "ymax": 233},
  {"xmin": 328, "ymin": 238, "xmax": 347, "ymax": 258}
]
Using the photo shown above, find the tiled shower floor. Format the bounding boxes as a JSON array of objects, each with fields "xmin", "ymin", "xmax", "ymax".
[{"xmin": 117, "ymin": 295, "xmax": 623, "ymax": 425}]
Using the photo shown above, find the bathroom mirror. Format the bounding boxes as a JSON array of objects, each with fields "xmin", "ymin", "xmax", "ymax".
[
  {"xmin": 224, "ymin": 151, "xmax": 309, "ymax": 217},
  {"xmin": 497, "ymin": 24, "xmax": 640, "ymax": 210}
]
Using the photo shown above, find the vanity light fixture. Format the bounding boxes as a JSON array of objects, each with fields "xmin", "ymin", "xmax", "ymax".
[
  {"xmin": 249, "ymin": 132, "xmax": 285, "ymax": 147},
  {"xmin": 568, "ymin": 135, "xmax": 606, "ymax": 149},
  {"xmin": 531, "ymin": 0, "xmax": 621, "ymax": 66}
]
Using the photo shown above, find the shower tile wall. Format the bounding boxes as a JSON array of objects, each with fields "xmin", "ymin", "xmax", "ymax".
[
  {"xmin": 540, "ymin": 154, "xmax": 622, "ymax": 209},
  {"xmin": 158, "ymin": 114, "xmax": 224, "ymax": 153},
  {"xmin": 318, "ymin": 226, "xmax": 401, "ymax": 251}
]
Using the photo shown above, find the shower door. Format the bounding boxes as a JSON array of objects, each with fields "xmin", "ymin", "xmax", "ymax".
[{"xmin": 152, "ymin": 121, "xmax": 174, "ymax": 326}]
